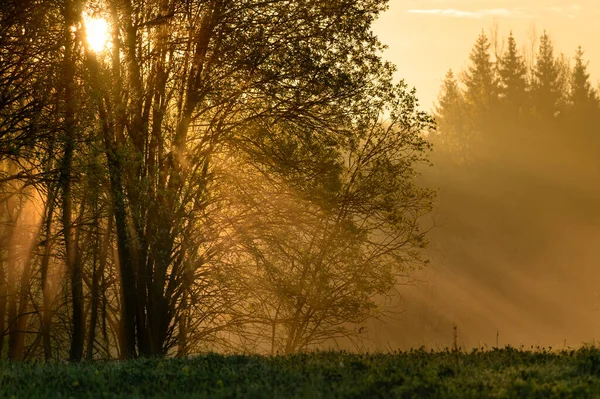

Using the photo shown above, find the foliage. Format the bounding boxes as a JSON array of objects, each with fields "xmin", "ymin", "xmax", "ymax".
[
  {"xmin": 570, "ymin": 47, "xmax": 598, "ymax": 110},
  {"xmin": 433, "ymin": 28, "xmax": 600, "ymax": 165},
  {"xmin": 434, "ymin": 70, "xmax": 470, "ymax": 163},
  {"xmin": 462, "ymin": 31, "xmax": 498, "ymax": 113},
  {"xmin": 497, "ymin": 32, "xmax": 528, "ymax": 112},
  {"xmin": 3, "ymin": 348, "xmax": 600, "ymax": 398},
  {"xmin": 219, "ymin": 82, "xmax": 434, "ymax": 353},
  {"xmin": 0, "ymin": 0, "xmax": 434, "ymax": 360},
  {"xmin": 531, "ymin": 31, "xmax": 565, "ymax": 119},
  {"xmin": 427, "ymin": 28, "xmax": 600, "ymax": 356}
]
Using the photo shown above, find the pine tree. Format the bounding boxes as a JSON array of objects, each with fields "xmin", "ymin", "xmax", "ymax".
[
  {"xmin": 434, "ymin": 69, "xmax": 471, "ymax": 162},
  {"xmin": 459, "ymin": 31, "xmax": 500, "ymax": 161},
  {"xmin": 570, "ymin": 46, "xmax": 597, "ymax": 109},
  {"xmin": 462, "ymin": 31, "xmax": 497, "ymax": 112},
  {"xmin": 532, "ymin": 31, "xmax": 562, "ymax": 118},
  {"xmin": 435, "ymin": 70, "xmax": 464, "ymax": 135},
  {"xmin": 497, "ymin": 32, "xmax": 528, "ymax": 112},
  {"xmin": 567, "ymin": 46, "xmax": 600, "ymax": 148}
]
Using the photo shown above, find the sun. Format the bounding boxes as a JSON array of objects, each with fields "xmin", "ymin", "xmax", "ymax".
[{"xmin": 84, "ymin": 15, "xmax": 109, "ymax": 53}]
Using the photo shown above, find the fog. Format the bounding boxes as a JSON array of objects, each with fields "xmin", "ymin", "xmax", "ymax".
[
  {"xmin": 362, "ymin": 125, "xmax": 600, "ymax": 351},
  {"xmin": 3, "ymin": 1, "xmax": 600, "ymax": 361}
]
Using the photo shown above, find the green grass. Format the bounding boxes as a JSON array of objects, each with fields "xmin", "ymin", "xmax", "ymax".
[{"xmin": 2, "ymin": 347, "xmax": 600, "ymax": 398}]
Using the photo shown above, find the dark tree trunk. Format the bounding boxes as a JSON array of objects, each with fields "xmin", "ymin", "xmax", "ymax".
[
  {"xmin": 40, "ymin": 188, "xmax": 57, "ymax": 361},
  {"xmin": 60, "ymin": 0, "xmax": 84, "ymax": 362}
]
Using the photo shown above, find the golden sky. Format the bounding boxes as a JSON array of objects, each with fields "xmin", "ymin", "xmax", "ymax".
[{"xmin": 373, "ymin": 0, "xmax": 600, "ymax": 109}]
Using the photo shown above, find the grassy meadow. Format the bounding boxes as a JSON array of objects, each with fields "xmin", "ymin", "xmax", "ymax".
[{"xmin": 2, "ymin": 347, "xmax": 600, "ymax": 398}]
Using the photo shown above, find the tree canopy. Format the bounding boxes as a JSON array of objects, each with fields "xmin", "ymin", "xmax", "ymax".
[{"xmin": 0, "ymin": 0, "xmax": 434, "ymax": 360}]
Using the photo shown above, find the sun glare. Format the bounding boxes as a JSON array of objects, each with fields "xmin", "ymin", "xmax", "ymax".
[{"xmin": 84, "ymin": 16, "xmax": 109, "ymax": 53}]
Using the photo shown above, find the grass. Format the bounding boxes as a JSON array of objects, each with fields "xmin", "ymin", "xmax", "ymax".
[{"xmin": 2, "ymin": 347, "xmax": 600, "ymax": 398}]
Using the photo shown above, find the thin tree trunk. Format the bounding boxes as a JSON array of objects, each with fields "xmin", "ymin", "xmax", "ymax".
[
  {"xmin": 9, "ymin": 249, "xmax": 33, "ymax": 360},
  {"xmin": 87, "ymin": 196, "xmax": 110, "ymax": 360},
  {"xmin": 40, "ymin": 185, "xmax": 57, "ymax": 361},
  {"xmin": 61, "ymin": 0, "xmax": 84, "ymax": 362},
  {"xmin": 100, "ymin": 211, "xmax": 112, "ymax": 358},
  {"xmin": 6, "ymin": 164, "xmax": 22, "ymax": 360},
  {"xmin": 0, "ymin": 163, "xmax": 10, "ymax": 358},
  {"xmin": 0, "ymin": 256, "xmax": 5, "ymax": 359},
  {"xmin": 0, "ymin": 161, "xmax": 18, "ymax": 358},
  {"xmin": 82, "ymin": 23, "xmax": 137, "ymax": 358},
  {"xmin": 8, "ymin": 190, "xmax": 43, "ymax": 361},
  {"xmin": 104, "ymin": 0, "xmax": 137, "ymax": 359}
]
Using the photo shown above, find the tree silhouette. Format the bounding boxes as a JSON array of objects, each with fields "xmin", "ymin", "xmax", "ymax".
[
  {"xmin": 434, "ymin": 70, "xmax": 471, "ymax": 163},
  {"xmin": 228, "ymin": 83, "xmax": 434, "ymax": 353},
  {"xmin": 497, "ymin": 32, "xmax": 528, "ymax": 114},
  {"xmin": 0, "ymin": 0, "xmax": 435, "ymax": 360},
  {"xmin": 463, "ymin": 31, "xmax": 497, "ymax": 114},
  {"xmin": 460, "ymin": 31, "xmax": 499, "ymax": 161},
  {"xmin": 570, "ymin": 47, "xmax": 597, "ymax": 109},
  {"xmin": 532, "ymin": 31, "xmax": 562, "ymax": 119}
]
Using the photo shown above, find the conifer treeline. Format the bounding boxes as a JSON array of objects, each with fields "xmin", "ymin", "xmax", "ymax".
[
  {"xmin": 415, "ymin": 30, "xmax": 600, "ymax": 350},
  {"xmin": 434, "ymin": 30, "xmax": 600, "ymax": 168}
]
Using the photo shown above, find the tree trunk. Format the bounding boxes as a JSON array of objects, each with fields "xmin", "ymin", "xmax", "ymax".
[
  {"xmin": 40, "ymin": 184, "xmax": 57, "ymax": 361},
  {"xmin": 7, "ymin": 187, "xmax": 42, "ymax": 361},
  {"xmin": 6, "ymin": 163, "xmax": 22, "ymax": 360},
  {"xmin": 0, "ymin": 162, "xmax": 11, "ymax": 358},
  {"xmin": 87, "ymin": 195, "xmax": 110, "ymax": 360},
  {"xmin": 61, "ymin": 0, "xmax": 84, "ymax": 362}
]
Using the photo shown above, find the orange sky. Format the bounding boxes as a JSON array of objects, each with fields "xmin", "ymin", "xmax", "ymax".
[{"xmin": 373, "ymin": 0, "xmax": 600, "ymax": 110}]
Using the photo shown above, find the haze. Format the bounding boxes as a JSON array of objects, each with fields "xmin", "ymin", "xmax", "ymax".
[
  {"xmin": 367, "ymin": 0, "xmax": 600, "ymax": 351},
  {"xmin": 374, "ymin": 0, "xmax": 600, "ymax": 108},
  {"xmin": 2, "ymin": 0, "xmax": 599, "ymax": 362}
]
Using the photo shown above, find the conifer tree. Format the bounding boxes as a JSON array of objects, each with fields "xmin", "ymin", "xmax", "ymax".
[
  {"xmin": 436, "ymin": 70, "xmax": 463, "ymax": 128},
  {"xmin": 567, "ymin": 46, "xmax": 600, "ymax": 148},
  {"xmin": 497, "ymin": 32, "xmax": 528, "ymax": 113},
  {"xmin": 570, "ymin": 46, "xmax": 597, "ymax": 109},
  {"xmin": 532, "ymin": 31, "xmax": 562, "ymax": 118},
  {"xmin": 434, "ymin": 70, "xmax": 470, "ymax": 159},
  {"xmin": 460, "ymin": 31, "xmax": 500, "ymax": 160},
  {"xmin": 462, "ymin": 31, "xmax": 497, "ymax": 112}
]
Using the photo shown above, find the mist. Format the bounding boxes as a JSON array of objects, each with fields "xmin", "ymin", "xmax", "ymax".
[
  {"xmin": 2, "ymin": 0, "xmax": 600, "ymax": 363},
  {"xmin": 364, "ymin": 28, "xmax": 600, "ymax": 351}
]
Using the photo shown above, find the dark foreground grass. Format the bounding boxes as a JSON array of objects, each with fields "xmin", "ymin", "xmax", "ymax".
[{"xmin": 3, "ymin": 347, "xmax": 600, "ymax": 398}]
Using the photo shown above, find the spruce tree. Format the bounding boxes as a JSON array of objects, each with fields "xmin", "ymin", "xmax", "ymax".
[
  {"xmin": 567, "ymin": 46, "xmax": 600, "ymax": 148},
  {"xmin": 434, "ymin": 69, "xmax": 471, "ymax": 162},
  {"xmin": 570, "ymin": 46, "xmax": 597, "ymax": 109},
  {"xmin": 497, "ymin": 32, "xmax": 528, "ymax": 113},
  {"xmin": 463, "ymin": 31, "xmax": 497, "ymax": 112},
  {"xmin": 435, "ymin": 69, "xmax": 464, "ymax": 133},
  {"xmin": 532, "ymin": 31, "xmax": 562, "ymax": 118},
  {"xmin": 460, "ymin": 31, "xmax": 500, "ymax": 161}
]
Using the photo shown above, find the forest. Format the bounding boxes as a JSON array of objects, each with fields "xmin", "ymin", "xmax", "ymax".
[
  {"xmin": 4, "ymin": 0, "xmax": 600, "ymax": 397},
  {"xmin": 434, "ymin": 28, "xmax": 600, "ymax": 165},
  {"xmin": 410, "ymin": 28, "xmax": 600, "ymax": 350},
  {"xmin": 0, "ymin": 0, "xmax": 434, "ymax": 362},
  {"xmin": 2, "ymin": 0, "xmax": 600, "ymax": 369}
]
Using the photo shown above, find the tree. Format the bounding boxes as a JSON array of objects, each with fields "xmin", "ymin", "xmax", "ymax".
[
  {"xmin": 0, "ymin": 0, "xmax": 435, "ymax": 360},
  {"xmin": 462, "ymin": 31, "xmax": 498, "ymax": 113},
  {"xmin": 81, "ymin": 0, "xmax": 421, "ymax": 357},
  {"xmin": 0, "ymin": 0, "xmax": 66, "ymax": 361},
  {"xmin": 531, "ymin": 31, "xmax": 563, "ymax": 119},
  {"xmin": 566, "ymin": 46, "xmax": 600, "ymax": 149},
  {"xmin": 497, "ymin": 32, "xmax": 528, "ymax": 114},
  {"xmin": 433, "ymin": 70, "xmax": 471, "ymax": 163},
  {"xmin": 460, "ymin": 30, "xmax": 501, "ymax": 159},
  {"xmin": 570, "ymin": 47, "xmax": 597, "ymax": 109},
  {"xmin": 58, "ymin": 0, "xmax": 87, "ymax": 362},
  {"xmin": 223, "ymin": 82, "xmax": 434, "ymax": 353}
]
